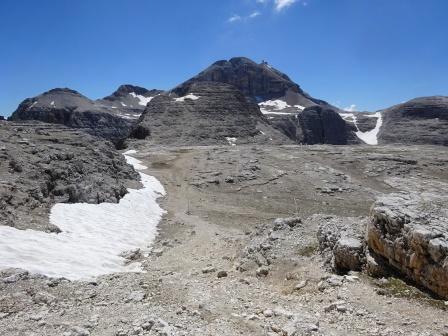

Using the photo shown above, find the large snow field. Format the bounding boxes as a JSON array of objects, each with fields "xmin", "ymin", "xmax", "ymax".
[{"xmin": 0, "ymin": 151, "xmax": 166, "ymax": 280}]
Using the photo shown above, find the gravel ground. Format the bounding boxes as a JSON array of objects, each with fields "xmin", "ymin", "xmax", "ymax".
[{"xmin": 1, "ymin": 143, "xmax": 447, "ymax": 335}]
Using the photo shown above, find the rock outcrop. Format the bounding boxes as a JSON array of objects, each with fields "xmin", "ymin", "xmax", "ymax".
[
  {"xmin": 367, "ymin": 178, "xmax": 448, "ymax": 299},
  {"xmin": 0, "ymin": 121, "xmax": 139, "ymax": 232},
  {"xmin": 130, "ymin": 81, "xmax": 291, "ymax": 145},
  {"xmin": 378, "ymin": 96, "xmax": 448, "ymax": 146},
  {"xmin": 9, "ymin": 88, "xmax": 134, "ymax": 144}
]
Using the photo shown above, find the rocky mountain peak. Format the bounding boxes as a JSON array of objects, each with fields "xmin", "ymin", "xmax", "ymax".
[
  {"xmin": 173, "ymin": 57, "xmax": 328, "ymax": 108},
  {"xmin": 45, "ymin": 88, "xmax": 84, "ymax": 97},
  {"xmin": 108, "ymin": 84, "xmax": 154, "ymax": 98}
]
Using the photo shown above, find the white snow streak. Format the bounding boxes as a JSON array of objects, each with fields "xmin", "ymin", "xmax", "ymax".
[
  {"xmin": 174, "ymin": 94, "xmax": 200, "ymax": 102},
  {"xmin": 339, "ymin": 112, "xmax": 383, "ymax": 145},
  {"xmin": 129, "ymin": 92, "xmax": 155, "ymax": 106},
  {"xmin": 0, "ymin": 151, "xmax": 166, "ymax": 280}
]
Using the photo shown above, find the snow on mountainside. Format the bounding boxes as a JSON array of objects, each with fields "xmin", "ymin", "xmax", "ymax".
[
  {"xmin": 339, "ymin": 112, "xmax": 383, "ymax": 145},
  {"xmin": 0, "ymin": 151, "xmax": 165, "ymax": 280},
  {"xmin": 259, "ymin": 99, "xmax": 305, "ymax": 116}
]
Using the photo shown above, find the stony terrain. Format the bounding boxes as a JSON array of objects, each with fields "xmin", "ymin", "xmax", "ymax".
[
  {"xmin": 0, "ymin": 120, "xmax": 139, "ymax": 232},
  {"xmin": 1, "ymin": 143, "xmax": 447, "ymax": 336}
]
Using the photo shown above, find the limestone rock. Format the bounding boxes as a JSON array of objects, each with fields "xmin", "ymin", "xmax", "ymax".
[{"xmin": 367, "ymin": 179, "xmax": 448, "ymax": 298}]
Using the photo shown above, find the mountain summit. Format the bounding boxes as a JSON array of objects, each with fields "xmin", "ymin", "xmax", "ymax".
[{"xmin": 173, "ymin": 57, "xmax": 328, "ymax": 108}]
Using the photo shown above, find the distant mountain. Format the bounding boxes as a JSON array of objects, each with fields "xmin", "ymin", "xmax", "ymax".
[
  {"xmin": 130, "ymin": 81, "xmax": 291, "ymax": 145},
  {"xmin": 174, "ymin": 57, "xmax": 328, "ymax": 108},
  {"xmin": 9, "ymin": 85, "xmax": 163, "ymax": 144},
  {"xmin": 378, "ymin": 96, "xmax": 448, "ymax": 146},
  {"xmin": 168, "ymin": 57, "xmax": 356, "ymax": 145},
  {"xmin": 9, "ymin": 88, "xmax": 134, "ymax": 143},
  {"xmin": 98, "ymin": 85, "xmax": 163, "ymax": 118}
]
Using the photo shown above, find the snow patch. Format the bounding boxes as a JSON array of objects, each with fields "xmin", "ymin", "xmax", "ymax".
[
  {"xmin": 259, "ymin": 99, "xmax": 305, "ymax": 115},
  {"xmin": 0, "ymin": 151, "xmax": 166, "ymax": 280},
  {"xmin": 129, "ymin": 92, "xmax": 155, "ymax": 106},
  {"xmin": 174, "ymin": 94, "xmax": 200, "ymax": 102},
  {"xmin": 50, "ymin": 101, "xmax": 55, "ymax": 107},
  {"xmin": 339, "ymin": 112, "xmax": 383, "ymax": 145},
  {"xmin": 121, "ymin": 102, "xmax": 127, "ymax": 107},
  {"xmin": 226, "ymin": 137, "xmax": 237, "ymax": 146},
  {"xmin": 27, "ymin": 101, "xmax": 37, "ymax": 111}
]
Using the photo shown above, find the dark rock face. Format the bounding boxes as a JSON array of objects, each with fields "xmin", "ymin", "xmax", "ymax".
[
  {"xmin": 356, "ymin": 113, "xmax": 379, "ymax": 133},
  {"xmin": 297, "ymin": 106, "xmax": 358, "ymax": 145},
  {"xmin": 379, "ymin": 96, "xmax": 448, "ymax": 146},
  {"xmin": 9, "ymin": 88, "xmax": 134, "ymax": 144},
  {"xmin": 0, "ymin": 116, "xmax": 5, "ymax": 121},
  {"xmin": 130, "ymin": 82, "xmax": 291, "ymax": 145},
  {"xmin": 173, "ymin": 57, "xmax": 327, "ymax": 107},
  {"xmin": 0, "ymin": 121, "xmax": 139, "ymax": 233}
]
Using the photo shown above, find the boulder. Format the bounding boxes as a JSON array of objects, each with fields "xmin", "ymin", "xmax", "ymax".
[{"xmin": 317, "ymin": 216, "xmax": 367, "ymax": 273}]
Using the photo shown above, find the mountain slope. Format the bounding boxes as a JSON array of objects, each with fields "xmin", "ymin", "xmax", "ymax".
[
  {"xmin": 9, "ymin": 88, "xmax": 133, "ymax": 143},
  {"xmin": 378, "ymin": 96, "xmax": 448, "ymax": 146},
  {"xmin": 98, "ymin": 85, "xmax": 163, "ymax": 119},
  {"xmin": 169, "ymin": 57, "xmax": 358, "ymax": 145},
  {"xmin": 130, "ymin": 81, "xmax": 291, "ymax": 145},
  {"xmin": 173, "ymin": 57, "xmax": 328, "ymax": 109}
]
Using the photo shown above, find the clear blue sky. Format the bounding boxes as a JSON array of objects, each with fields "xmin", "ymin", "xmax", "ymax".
[{"xmin": 1, "ymin": 0, "xmax": 447, "ymax": 115}]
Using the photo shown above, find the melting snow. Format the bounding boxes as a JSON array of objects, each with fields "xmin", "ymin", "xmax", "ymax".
[
  {"xmin": 0, "ymin": 151, "xmax": 166, "ymax": 280},
  {"xmin": 50, "ymin": 101, "xmax": 55, "ymax": 106},
  {"xmin": 259, "ymin": 99, "xmax": 305, "ymax": 115},
  {"xmin": 339, "ymin": 112, "xmax": 383, "ymax": 145},
  {"xmin": 174, "ymin": 94, "xmax": 200, "ymax": 102},
  {"xmin": 226, "ymin": 137, "xmax": 237, "ymax": 146},
  {"xmin": 129, "ymin": 92, "xmax": 155, "ymax": 106}
]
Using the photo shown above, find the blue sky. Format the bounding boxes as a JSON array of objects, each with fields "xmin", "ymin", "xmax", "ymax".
[{"xmin": 0, "ymin": 0, "xmax": 447, "ymax": 115}]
